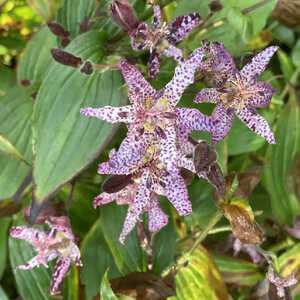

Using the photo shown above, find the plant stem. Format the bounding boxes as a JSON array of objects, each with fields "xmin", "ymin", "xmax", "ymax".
[{"xmin": 187, "ymin": 209, "xmax": 223, "ymax": 256}]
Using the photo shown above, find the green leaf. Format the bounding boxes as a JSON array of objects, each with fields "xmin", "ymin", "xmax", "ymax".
[
  {"xmin": 17, "ymin": 26, "xmax": 57, "ymax": 87},
  {"xmin": 0, "ymin": 217, "xmax": 10, "ymax": 280},
  {"xmin": 152, "ymin": 201, "xmax": 176, "ymax": 275},
  {"xmin": 0, "ymin": 133, "xmax": 29, "ymax": 165},
  {"xmin": 100, "ymin": 270, "xmax": 118, "ymax": 300},
  {"xmin": 32, "ymin": 30, "xmax": 126, "ymax": 208},
  {"xmin": 9, "ymin": 212, "xmax": 53, "ymax": 300},
  {"xmin": 263, "ymin": 95, "xmax": 300, "ymax": 224},
  {"xmin": 292, "ymin": 39, "xmax": 300, "ymax": 67},
  {"xmin": 169, "ymin": 246, "xmax": 229, "ymax": 300},
  {"xmin": 0, "ymin": 87, "xmax": 33, "ymax": 200},
  {"xmin": 227, "ymin": 116, "xmax": 266, "ymax": 155},
  {"xmin": 81, "ymin": 219, "xmax": 122, "ymax": 300},
  {"xmin": 0, "ymin": 286, "xmax": 9, "ymax": 300},
  {"xmin": 212, "ymin": 254, "xmax": 264, "ymax": 286},
  {"xmin": 277, "ymin": 50, "xmax": 294, "ymax": 81},
  {"xmin": 0, "ymin": 66, "xmax": 15, "ymax": 97},
  {"xmin": 57, "ymin": 0, "xmax": 95, "ymax": 38},
  {"xmin": 63, "ymin": 265, "xmax": 79, "ymax": 300},
  {"xmin": 100, "ymin": 202, "xmax": 147, "ymax": 274},
  {"xmin": 26, "ymin": 0, "xmax": 55, "ymax": 20}
]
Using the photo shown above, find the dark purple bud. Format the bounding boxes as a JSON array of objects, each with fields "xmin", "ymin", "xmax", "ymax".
[
  {"xmin": 109, "ymin": 0, "xmax": 138, "ymax": 34},
  {"xmin": 51, "ymin": 49, "xmax": 83, "ymax": 67},
  {"xmin": 80, "ymin": 61, "xmax": 94, "ymax": 75},
  {"xmin": 21, "ymin": 79, "xmax": 31, "ymax": 86},
  {"xmin": 61, "ymin": 37, "xmax": 71, "ymax": 47},
  {"xmin": 47, "ymin": 21, "xmax": 70, "ymax": 37},
  {"xmin": 80, "ymin": 17, "xmax": 90, "ymax": 33},
  {"xmin": 209, "ymin": 0, "xmax": 223, "ymax": 12},
  {"xmin": 155, "ymin": 126, "xmax": 167, "ymax": 139},
  {"xmin": 102, "ymin": 174, "xmax": 133, "ymax": 194},
  {"xmin": 194, "ymin": 141, "xmax": 217, "ymax": 173}
]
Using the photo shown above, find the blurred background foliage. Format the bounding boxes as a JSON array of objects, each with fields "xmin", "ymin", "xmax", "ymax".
[{"xmin": 1, "ymin": 0, "xmax": 300, "ymax": 299}]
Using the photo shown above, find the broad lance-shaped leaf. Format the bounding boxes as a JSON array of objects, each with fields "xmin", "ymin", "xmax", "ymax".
[
  {"xmin": 0, "ymin": 87, "xmax": 33, "ymax": 200},
  {"xmin": 26, "ymin": 0, "xmax": 55, "ymax": 20},
  {"xmin": 212, "ymin": 254, "xmax": 264, "ymax": 286},
  {"xmin": 100, "ymin": 270, "xmax": 118, "ymax": 300},
  {"xmin": 18, "ymin": 26, "xmax": 57, "ymax": 87},
  {"xmin": 32, "ymin": 30, "xmax": 126, "ymax": 212},
  {"xmin": 169, "ymin": 246, "xmax": 229, "ymax": 300},
  {"xmin": 0, "ymin": 133, "xmax": 29, "ymax": 165},
  {"xmin": 263, "ymin": 94, "xmax": 300, "ymax": 224},
  {"xmin": 57, "ymin": 0, "xmax": 95, "ymax": 38},
  {"xmin": 0, "ymin": 218, "xmax": 10, "ymax": 280},
  {"xmin": 9, "ymin": 212, "xmax": 53, "ymax": 300}
]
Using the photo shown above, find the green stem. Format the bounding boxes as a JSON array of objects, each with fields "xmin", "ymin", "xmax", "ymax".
[
  {"xmin": 280, "ymin": 66, "xmax": 300, "ymax": 100},
  {"xmin": 187, "ymin": 209, "xmax": 223, "ymax": 255}
]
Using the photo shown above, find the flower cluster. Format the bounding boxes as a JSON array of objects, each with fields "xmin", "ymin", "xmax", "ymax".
[
  {"xmin": 79, "ymin": 1, "xmax": 278, "ymax": 244},
  {"xmin": 10, "ymin": 215, "xmax": 82, "ymax": 295}
]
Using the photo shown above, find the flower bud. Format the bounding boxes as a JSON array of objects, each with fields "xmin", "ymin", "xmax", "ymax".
[
  {"xmin": 109, "ymin": 0, "xmax": 139, "ymax": 34},
  {"xmin": 51, "ymin": 49, "xmax": 83, "ymax": 67}
]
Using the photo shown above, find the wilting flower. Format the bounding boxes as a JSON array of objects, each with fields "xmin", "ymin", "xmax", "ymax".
[
  {"xmin": 232, "ymin": 237, "xmax": 262, "ymax": 264},
  {"xmin": 80, "ymin": 47, "xmax": 212, "ymax": 175},
  {"xmin": 114, "ymin": 1, "xmax": 201, "ymax": 78},
  {"xmin": 97, "ymin": 143, "xmax": 192, "ymax": 243},
  {"xmin": 10, "ymin": 216, "xmax": 82, "ymax": 295},
  {"xmin": 195, "ymin": 42, "xmax": 278, "ymax": 144}
]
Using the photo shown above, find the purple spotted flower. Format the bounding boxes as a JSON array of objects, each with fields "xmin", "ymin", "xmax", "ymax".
[
  {"xmin": 195, "ymin": 42, "xmax": 278, "ymax": 144},
  {"xmin": 128, "ymin": 2, "xmax": 201, "ymax": 78},
  {"xmin": 10, "ymin": 216, "xmax": 82, "ymax": 295},
  {"xmin": 80, "ymin": 47, "xmax": 212, "ymax": 176},
  {"xmin": 97, "ymin": 144, "xmax": 192, "ymax": 243},
  {"xmin": 94, "ymin": 180, "xmax": 168, "ymax": 243}
]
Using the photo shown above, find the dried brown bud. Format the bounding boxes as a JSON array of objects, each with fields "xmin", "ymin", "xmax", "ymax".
[
  {"xmin": 51, "ymin": 49, "xmax": 83, "ymax": 67},
  {"xmin": 194, "ymin": 141, "xmax": 217, "ymax": 173},
  {"xmin": 220, "ymin": 198, "xmax": 265, "ymax": 244},
  {"xmin": 80, "ymin": 61, "xmax": 94, "ymax": 75},
  {"xmin": 47, "ymin": 21, "xmax": 69, "ymax": 37},
  {"xmin": 272, "ymin": 0, "xmax": 300, "ymax": 28},
  {"xmin": 109, "ymin": 0, "xmax": 139, "ymax": 34},
  {"xmin": 102, "ymin": 174, "xmax": 133, "ymax": 194},
  {"xmin": 61, "ymin": 37, "xmax": 71, "ymax": 48},
  {"xmin": 180, "ymin": 168, "xmax": 195, "ymax": 185}
]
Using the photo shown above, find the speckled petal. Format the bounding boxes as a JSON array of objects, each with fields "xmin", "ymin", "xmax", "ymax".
[
  {"xmin": 163, "ymin": 47, "xmax": 205, "ymax": 106},
  {"xmin": 147, "ymin": 51, "xmax": 161, "ymax": 79},
  {"xmin": 194, "ymin": 88, "xmax": 221, "ymax": 103},
  {"xmin": 93, "ymin": 192, "xmax": 117, "ymax": 207},
  {"xmin": 240, "ymin": 46, "xmax": 279, "ymax": 83},
  {"xmin": 164, "ymin": 173, "xmax": 192, "ymax": 216},
  {"xmin": 80, "ymin": 105, "xmax": 135, "ymax": 124},
  {"xmin": 162, "ymin": 44, "xmax": 183, "ymax": 63},
  {"xmin": 159, "ymin": 124, "xmax": 178, "ymax": 175},
  {"xmin": 50, "ymin": 257, "xmax": 71, "ymax": 295},
  {"xmin": 152, "ymin": 4, "xmax": 162, "ymax": 29},
  {"xmin": 248, "ymin": 81, "xmax": 276, "ymax": 107},
  {"xmin": 130, "ymin": 23, "xmax": 150, "ymax": 51},
  {"xmin": 10, "ymin": 226, "xmax": 47, "ymax": 247},
  {"xmin": 178, "ymin": 155, "xmax": 196, "ymax": 173},
  {"xmin": 70, "ymin": 244, "xmax": 82, "ymax": 267},
  {"xmin": 15, "ymin": 255, "xmax": 46, "ymax": 270},
  {"xmin": 119, "ymin": 170, "xmax": 151, "ymax": 243},
  {"xmin": 119, "ymin": 58, "xmax": 156, "ymax": 102},
  {"xmin": 98, "ymin": 161, "xmax": 133, "ymax": 175},
  {"xmin": 176, "ymin": 107, "xmax": 213, "ymax": 140},
  {"xmin": 148, "ymin": 194, "xmax": 168, "ymax": 232},
  {"xmin": 167, "ymin": 13, "xmax": 201, "ymax": 43},
  {"xmin": 236, "ymin": 106, "xmax": 275, "ymax": 144},
  {"xmin": 211, "ymin": 104, "xmax": 234, "ymax": 143}
]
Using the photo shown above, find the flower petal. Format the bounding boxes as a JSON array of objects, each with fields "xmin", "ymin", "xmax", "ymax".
[
  {"xmin": 236, "ymin": 106, "xmax": 275, "ymax": 144},
  {"xmin": 248, "ymin": 81, "xmax": 276, "ymax": 107},
  {"xmin": 93, "ymin": 192, "xmax": 117, "ymax": 207},
  {"xmin": 176, "ymin": 107, "xmax": 213, "ymax": 140},
  {"xmin": 148, "ymin": 194, "xmax": 168, "ymax": 232},
  {"xmin": 119, "ymin": 170, "xmax": 151, "ymax": 243},
  {"xmin": 15, "ymin": 255, "xmax": 45, "ymax": 270},
  {"xmin": 240, "ymin": 46, "xmax": 279, "ymax": 83},
  {"xmin": 159, "ymin": 124, "xmax": 178, "ymax": 175},
  {"xmin": 152, "ymin": 4, "xmax": 162, "ymax": 29},
  {"xmin": 167, "ymin": 13, "xmax": 201, "ymax": 43},
  {"xmin": 194, "ymin": 88, "xmax": 221, "ymax": 103},
  {"xmin": 80, "ymin": 105, "xmax": 135, "ymax": 124},
  {"xmin": 10, "ymin": 226, "xmax": 47, "ymax": 247},
  {"xmin": 211, "ymin": 104, "xmax": 234, "ymax": 143},
  {"xmin": 164, "ymin": 173, "xmax": 192, "ymax": 216},
  {"xmin": 163, "ymin": 47, "xmax": 205, "ymax": 106},
  {"xmin": 50, "ymin": 257, "xmax": 71, "ymax": 295},
  {"xmin": 98, "ymin": 162, "xmax": 133, "ymax": 175},
  {"xmin": 162, "ymin": 44, "xmax": 183, "ymax": 63},
  {"xmin": 119, "ymin": 58, "xmax": 156, "ymax": 102},
  {"xmin": 147, "ymin": 51, "xmax": 161, "ymax": 79},
  {"xmin": 70, "ymin": 244, "xmax": 82, "ymax": 266}
]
